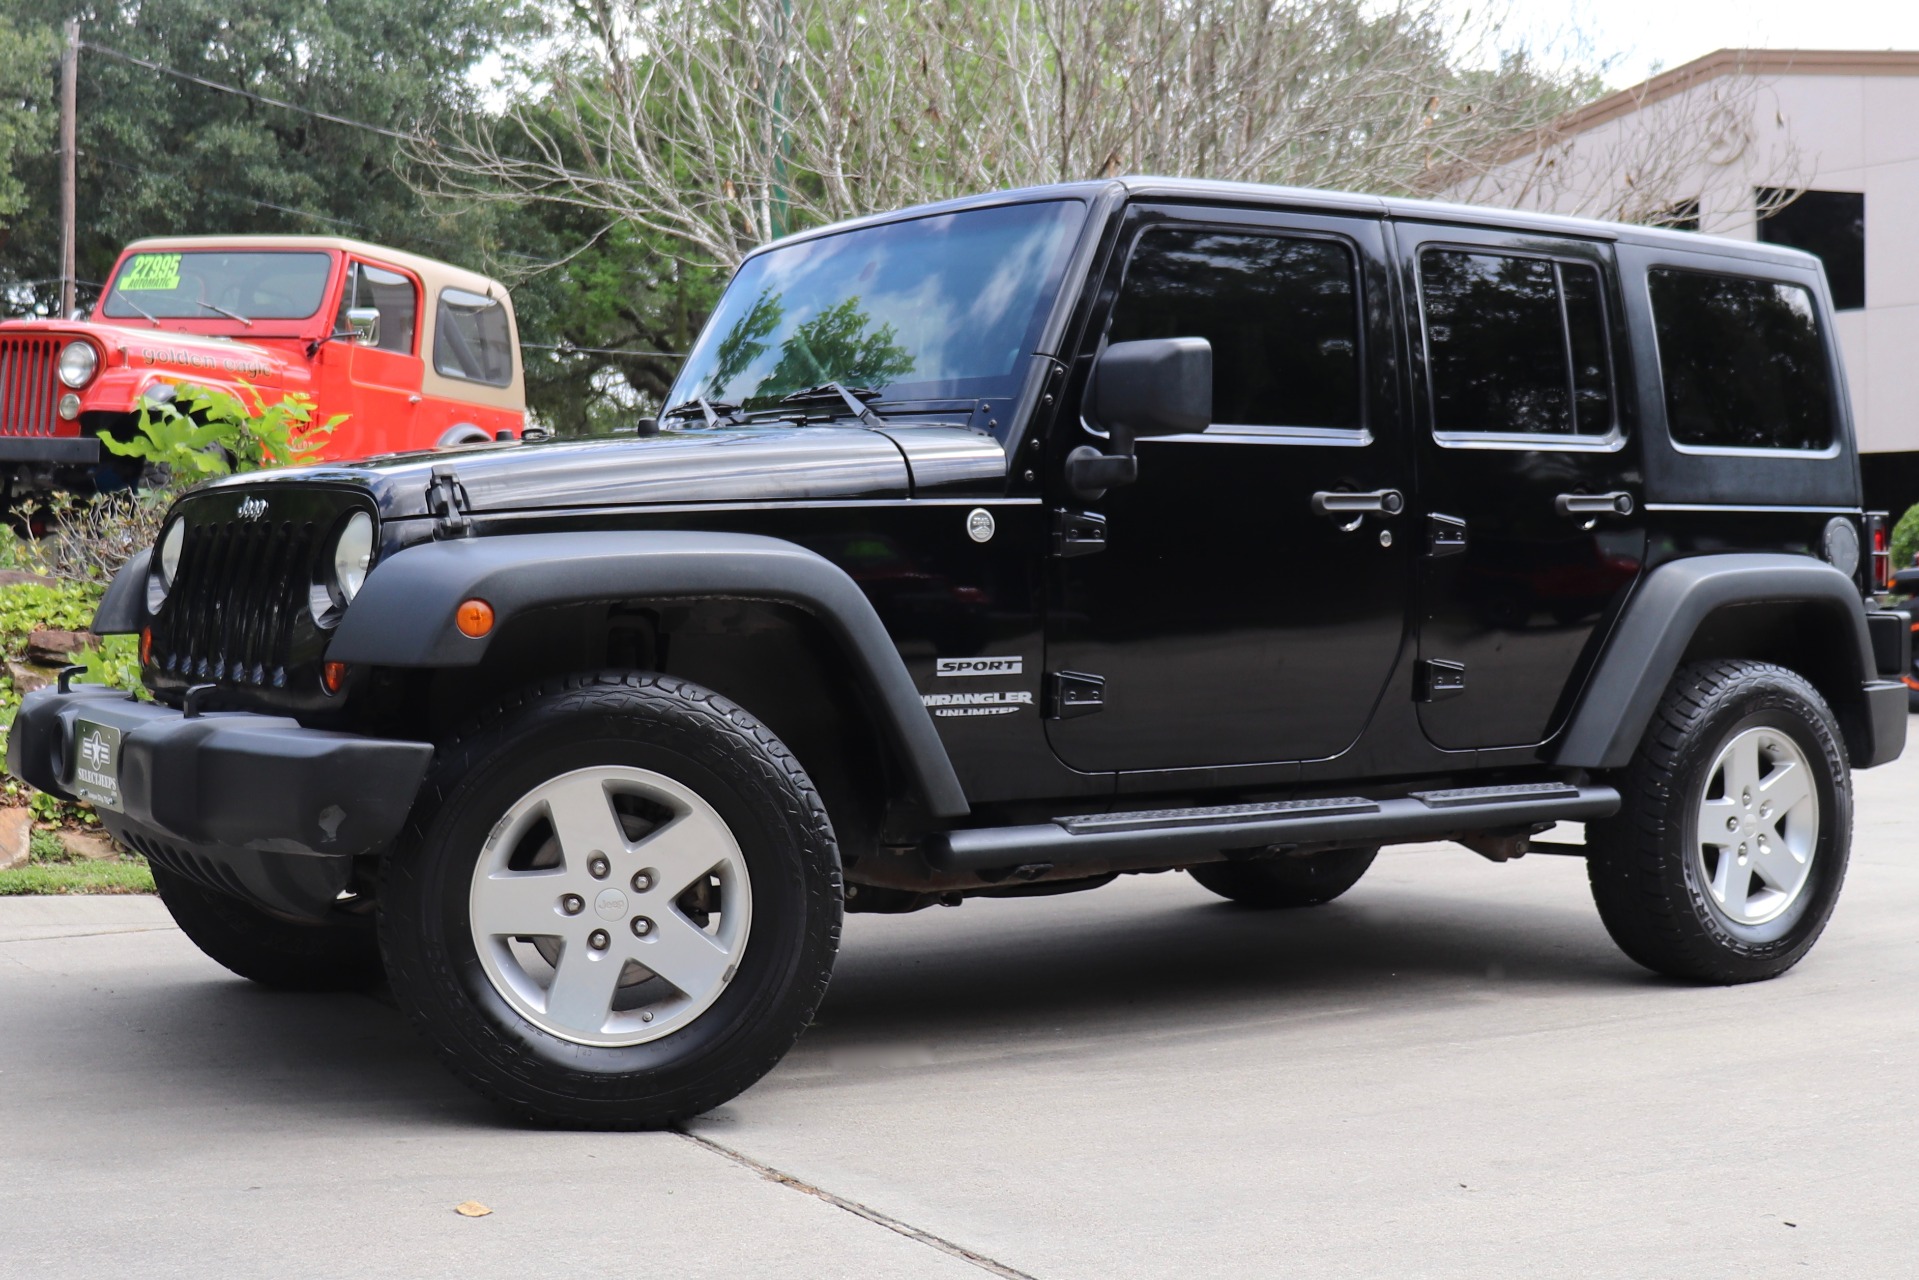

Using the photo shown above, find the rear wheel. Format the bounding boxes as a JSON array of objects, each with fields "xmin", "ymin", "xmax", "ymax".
[
  {"xmin": 1587, "ymin": 659, "xmax": 1850, "ymax": 983},
  {"xmin": 1188, "ymin": 846, "xmax": 1379, "ymax": 908},
  {"xmin": 152, "ymin": 863, "xmax": 383, "ymax": 991},
  {"xmin": 380, "ymin": 672, "xmax": 842, "ymax": 1129}
]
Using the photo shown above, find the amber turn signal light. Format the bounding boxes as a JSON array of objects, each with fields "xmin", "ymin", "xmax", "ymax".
[
  {"xmin": 456, "ymin": 598, "xmax": 495, "ymax": 638},
  {"xmin": 322, "ymin": 661, "xmax": 348, "ymax": 694},
  {"xmin": 139, "ymin": 627, "xmax": 152, "ymax": 665}
]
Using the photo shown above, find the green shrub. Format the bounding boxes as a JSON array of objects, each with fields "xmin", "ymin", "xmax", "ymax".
[
  {"xmin": 1892, "ymin": 502, "xmax": 1919, "ymax": 579},
  {"xmin": 101, "ymin": 382, "xmax": 340, "ymax": 478}
]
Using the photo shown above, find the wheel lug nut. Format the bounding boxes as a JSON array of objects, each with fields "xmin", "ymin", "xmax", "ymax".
[
  {"xmin": 587, "ymin": 854, "xmax": 610, "ymax": 879},
  {"xmin": 1725, "ymin": 816, "xmax": 1738, "ymax": 831},
  {"xmin": 588, "ymin": 929, "xmax": 610, "ymax": 951},
  {"xmin": 560, "ymin": 894, "xmax": 584, "ymax": 916},
  {"xmin": 631, "ymin": 916, "xmax": 654, "ymax": 938},
  {"xmin": 1742, "ymin": 789, "xmax": 1753, "ymax": 807},
  {"xmin": 632, "ymin": 870, "xmax": 654, "ymax": 893}
]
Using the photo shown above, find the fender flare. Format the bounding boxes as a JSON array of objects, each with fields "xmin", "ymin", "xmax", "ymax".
[
  {"xmin": 327, "ymin": 530, "xmax": 970, "ymax": 818},
  {"xmin": 92, "ymin": 547, "xmax": 151, "ymax": 635},
  {"xmin": 1554, "ymin": 553, "xmax": 1877, "ymax": 770}
]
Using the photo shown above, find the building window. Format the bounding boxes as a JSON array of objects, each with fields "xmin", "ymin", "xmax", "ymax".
[
  {"xmin": 1647, "ymin": 268, "xmax": 1834, "ymax": 451},
  {"xmin": 1654, "ymin": 199, "xmax": 1700, "ymax": 232},
  {"xmin": 1108, "ymin": 227, "xmax": 1363, "ymax": 431},
  {"xmin": 1417, "ymin": 249, "xmax": 1614, "ymax": 438},
  {"xmin": 1756, "ymin": 188, "xmax": 1865, "ymax": 311}
]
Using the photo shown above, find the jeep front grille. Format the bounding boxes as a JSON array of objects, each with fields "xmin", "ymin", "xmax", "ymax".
[
  {"xmin": 0, "ymin": 336, "xmax": 65, "ymax": 437},
  {"xmin": 150, "ymin": 517, "xmax": 319, "ymax": 688}
]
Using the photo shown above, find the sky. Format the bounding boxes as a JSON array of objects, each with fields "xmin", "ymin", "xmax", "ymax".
[{"xmin": 1457, "ymin": 0, "xmax": 1919, "ymax": 88}]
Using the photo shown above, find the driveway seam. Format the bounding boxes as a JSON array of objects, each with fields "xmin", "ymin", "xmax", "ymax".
[
  {"xmin": 675, "ymin": 1129, "xmax": 1039, "ymax": 1280},
  {"xmin": 0, "ymin": 926, "xmax": 174, "ymax": 944}
]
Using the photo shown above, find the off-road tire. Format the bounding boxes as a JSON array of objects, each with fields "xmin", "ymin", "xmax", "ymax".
[
  {"xmin": 1188, "ymin": 846, "xmax": 1380, "ymax": 908},
  {"xmin": 380, "ymin": 671, "xmax": 842, "ymax": 1129},
  {"xmin": 1587, "ymin": 659, "xmax": 1851, "ymax": 984},
  {"xmin": 151, "ymin": 863, "xmax": 383, "ymax": 991}
]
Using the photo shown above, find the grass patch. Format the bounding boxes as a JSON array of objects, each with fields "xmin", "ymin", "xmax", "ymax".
[{"xmin": 0, "ymin": 857, "xmax": 154, "ymax": 895}]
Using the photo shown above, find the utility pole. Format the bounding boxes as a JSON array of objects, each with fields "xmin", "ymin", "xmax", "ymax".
[{"xmin": 58, "ymin": 19, "xmax": 79, "ymax": 318}]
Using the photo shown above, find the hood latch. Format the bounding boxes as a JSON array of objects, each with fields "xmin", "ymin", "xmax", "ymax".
[{"xmin": 427, "ymin": 465, "xmax": 472, "ymax": 538}]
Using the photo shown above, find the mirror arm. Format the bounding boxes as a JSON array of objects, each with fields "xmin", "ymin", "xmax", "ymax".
[
  {"xmin": 306, "ymin": 329, "xmax": 356, "ymax": 358},
  {"xmin": 1064, "ymin": 445, "xmax": 1139, "ymax": 501}
]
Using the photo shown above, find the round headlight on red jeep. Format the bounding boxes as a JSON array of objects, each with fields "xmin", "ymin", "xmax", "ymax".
[{"xmin": 57, "ymin": 340, "xmax": 98, "ymax": 388}]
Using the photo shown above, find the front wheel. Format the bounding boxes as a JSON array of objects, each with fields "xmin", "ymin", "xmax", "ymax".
[
  {"xmin": 380, "ymin": 673, "xmax": 842, "ymax": 1129},
  {"xmin": 1587, "ymin": 659, "xmax": 1851, "ymax": 984}
]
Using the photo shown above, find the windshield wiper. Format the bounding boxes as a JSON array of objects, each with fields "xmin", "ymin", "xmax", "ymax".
[
  {"xmin": 661, "ymin": 396, "xmax": 739, "ymax": 428},
  {"xmin": 109, "ymin": 292, "xmax": 161, "ymax": 327},
  {"xmin": 777, "ymin": 382, "xmax": 886, "ymax": 427},
  {"xmin": 194, "ymin": 299, "xmax": 253, "ymax": 327}
]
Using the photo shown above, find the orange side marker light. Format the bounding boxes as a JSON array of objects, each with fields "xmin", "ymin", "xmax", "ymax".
[
  {"xmin": 322, "ymin": 661, "xmax": 348, "ymax": 694},
  {"xmin": 456, "ymin": 598, "xmax": 495, "ymax": 638},
  {"xmin": 139, "ymin": 627, "xmax": 153, "ymax": 665}
]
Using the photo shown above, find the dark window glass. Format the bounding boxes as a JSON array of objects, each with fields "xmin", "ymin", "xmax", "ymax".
[
  {"xmin": 433, "ymin": 287, "xmax": 515, "ymax": 387},
  {"xmin": 102, "ymin": 251, "xmax": 331, "ymax": 322},
  {"xmin": 1656, "ymin": 198, "xmax": 1701, "ymax": 232},
  {"xmin": 1757, "ymin": 188, "xmax": 1865, "ymax": 311},
  {"xmin": 335, "ymin": 262, "xmax": 417, "ymax": 354},
  {"xmin": 1648, "ymin": 269, "xmax": 1834, "ymax": 451},
  {"xmin": 1419, "ymin": 250, "xmax": 1614, "ymax": 437},
  {"xmin": 1107, "ymin": 228, "xmax": 1361, "ymax": 430}
]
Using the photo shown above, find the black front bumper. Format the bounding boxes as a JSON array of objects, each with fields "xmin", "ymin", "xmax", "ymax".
[
  {"xmin": 0, "ymin": 436, "xmax": 100, "ymax": 463},
  {"xmin": 8, "ymin": 685, "xmax": 432, "ymax": 919}
]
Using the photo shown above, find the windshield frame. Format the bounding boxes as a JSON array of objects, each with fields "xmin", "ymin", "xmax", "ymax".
[
  {"xmin": 97, "ymin": 247, "xmax": 339, "ymax": 334},
  {"xmin": 665, "ymin": 196, "xmax": 1094, "ymax": 425}
]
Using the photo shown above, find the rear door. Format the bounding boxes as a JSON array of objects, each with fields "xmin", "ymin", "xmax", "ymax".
[
  {"xmin": 1396, "ymin": 222, "xmax": 1646, "ymax": 750},
  {"xmin": 1043, "ymin": 203, "xmax": 1411, "ymax": 772}
]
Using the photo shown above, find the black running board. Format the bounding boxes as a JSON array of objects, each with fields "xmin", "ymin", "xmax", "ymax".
[{"xmin": 926, "ymin": 782, "xmax": 1619, "ymax": 875}]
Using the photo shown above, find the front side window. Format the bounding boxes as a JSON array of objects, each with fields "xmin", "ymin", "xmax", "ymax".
[
  {"xmin": 434, "ymin": 287, "xmax": 515, "ymax": 387},
  {"xmin": 1106, "ymin": 227, "xmax": 1362, "ymax": 431},
  {"xmin": 336, "ymin": 262, "xmax": 417, "ymax": 354},
  {"xmin": 102, "ymin": 250, "xmax": 332, "ymax": 323},
  {"xmin": 1648, "ymin": 269, "xmax": 1834, "ymax": 452},
  {"xmin": 1419, "ymin": 249, "xmax": 1614, "ymax": 438}
]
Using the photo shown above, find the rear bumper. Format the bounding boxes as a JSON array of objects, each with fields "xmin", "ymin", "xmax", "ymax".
[
  {"xmin": 7, "ymin": 685, "xmax": 432, "ymax": 918},
  {"xmin": 0, "ymin": 436, "xmax": 100, "ymax": 463}
]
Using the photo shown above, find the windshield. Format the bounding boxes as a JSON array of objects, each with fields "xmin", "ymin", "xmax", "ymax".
[
  {"xmin": 668, "ymin": 200, "xmax": 1086, "ymax": 414},
  {"xmin": 100, "ymin": 251, "xmax": 333, "ymax": 322}
]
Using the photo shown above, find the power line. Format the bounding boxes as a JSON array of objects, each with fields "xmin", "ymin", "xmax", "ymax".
[
  {"xmin": 81, "ymin": 40, "xmax": 416, "ymax": 142},
  {"xmin": 522, "ymin": 344, "xmax": 687, "ymax": 359}
]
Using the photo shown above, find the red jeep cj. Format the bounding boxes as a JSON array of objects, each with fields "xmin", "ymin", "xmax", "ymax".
[{"xmin": 0, "ymin": 235, "xmax": 526, "ymax": 492}]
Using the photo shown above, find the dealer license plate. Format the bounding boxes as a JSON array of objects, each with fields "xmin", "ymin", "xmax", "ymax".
[{"xmin": 70, "ymin": 719, "xmax": 123, "ymax": 812}]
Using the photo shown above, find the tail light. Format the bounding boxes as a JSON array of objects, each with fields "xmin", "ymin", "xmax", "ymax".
[{"xmin": 1869, "ymin": 511, "xmax": 1891, "ymax": 592}]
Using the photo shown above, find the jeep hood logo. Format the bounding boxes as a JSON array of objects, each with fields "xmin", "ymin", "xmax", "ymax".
[{"xmin": 237, "ymin": 496, "xmax": 268, "ymax": 521}]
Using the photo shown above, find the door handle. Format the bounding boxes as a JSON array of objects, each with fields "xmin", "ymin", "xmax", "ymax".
[
  {"xmin": 1312, "ymin": 489, "xmax": 1404, "ymax": 518},
  {"xmin": 1554, "ymin": 491, "xmax": 1634, "ymax": 517}
]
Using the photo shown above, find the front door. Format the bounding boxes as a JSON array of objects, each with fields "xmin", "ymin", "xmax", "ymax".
[
  {"xmin": 1396, "ymin": 223, "xmax": 1646, "ymax": 751},
  {"xmin": 1044, "ymin": 205, "xmax": 1410, "ymax": 773},
  {"xmin": 335, "ymin": 260, "xmax": 423, "ymax": 454}
]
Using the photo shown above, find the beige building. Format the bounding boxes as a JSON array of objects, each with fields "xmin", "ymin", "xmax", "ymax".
[{"xmin": 1452, "ymin": 49, "xmax": 1919, "ymax": 514}]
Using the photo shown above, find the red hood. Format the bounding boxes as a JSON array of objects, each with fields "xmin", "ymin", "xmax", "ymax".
[{"xmin": 0, "ymin": 317, "xmax": 307, "ymax": 406}]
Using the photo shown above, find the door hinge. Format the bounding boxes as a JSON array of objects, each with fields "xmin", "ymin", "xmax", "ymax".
[
  {"xmin": 1051, "ymin": 509, "xmax": 1108, "ymax": 558},
  {"xmin": 1415, "ymin": 659, "xmax": 1466, "ymax": 702},
  {"xmin": 1425, "ymin": 513, "xmax": 1467, "ymax": 558},
  {"xmin": 427, "ymin": 465, "xmax": 472, "ymax": 538},
  {"xmin": 1046, "ymin": 670, "xmax": 1106, "ymax": 719}
]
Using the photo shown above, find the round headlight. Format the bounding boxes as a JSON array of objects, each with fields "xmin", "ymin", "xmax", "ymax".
[
  {"xmin": 57, "ymin": 340, "xmax": 97, "ymax": 388},
  {"xmin": 157, "ymin": 519, "xmax": 185, "ymax": 587},
  {"xmin": 331, "ymin": 512, "xmax": 375, "ymax": 604}
]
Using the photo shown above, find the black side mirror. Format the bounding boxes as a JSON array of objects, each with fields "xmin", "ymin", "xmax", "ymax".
[{"xmin": 1068, "ymin": 337, "xmax": 1212, "ymax": 499}]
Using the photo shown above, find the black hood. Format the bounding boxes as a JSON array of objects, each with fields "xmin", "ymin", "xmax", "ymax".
[{"xmin": 194, "ymin": 423, "xmax": 1006, "ymax": 519}]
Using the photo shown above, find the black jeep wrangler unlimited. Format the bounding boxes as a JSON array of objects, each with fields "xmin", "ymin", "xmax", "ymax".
[{"xmin": 11, "ymin": 180, "xmax": 1910, "ymax": 1128}]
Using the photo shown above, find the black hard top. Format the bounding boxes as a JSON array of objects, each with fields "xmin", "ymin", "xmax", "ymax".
[{"xmin": 749, "ymin": 176, "xmax": 1822, "ymax": 274}]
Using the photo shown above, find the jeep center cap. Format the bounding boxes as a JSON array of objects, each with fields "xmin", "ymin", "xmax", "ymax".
[{"xmin": 594, "ymin": 888, "xmax": 629, "ymax": 921}]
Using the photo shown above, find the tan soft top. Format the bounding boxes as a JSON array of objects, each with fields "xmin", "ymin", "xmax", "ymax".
[{"xmin": 118, "ymin": 235, "xmax": 522, "ymax": 410}]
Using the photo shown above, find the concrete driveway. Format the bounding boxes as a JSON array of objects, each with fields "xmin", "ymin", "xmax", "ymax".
[{"xmin": 4, "ymin": 747, "xmax": 1917, "ymax": 1279}]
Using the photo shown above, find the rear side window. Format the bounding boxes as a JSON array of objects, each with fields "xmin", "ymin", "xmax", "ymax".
[
  {"xmin": 434, "ymin": 287, "xmax": 515, "ymax": 388},
  {"xmin": 1418, "ymin": 249, "xmax": 1614, "ymax": 438},
  {"xmin": 1107, "ymin": 227, "xmax": 1362, "ymax": 431},
  {"xmin": 336, "ymin": 262, "xmax": 417, "ymax": 354},
  {"xmin": 1647, "ymin": 269, "xmax": 1834, "ymax": 452}
]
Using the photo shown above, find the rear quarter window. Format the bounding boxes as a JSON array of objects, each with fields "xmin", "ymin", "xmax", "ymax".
[
  {"xmin": 1647, "ymin": 269, "xmax": 1835, "ymax": 452},
  {"xmin": 433, "ymin": 288, "xmax": 515, "ymax": 388}
]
